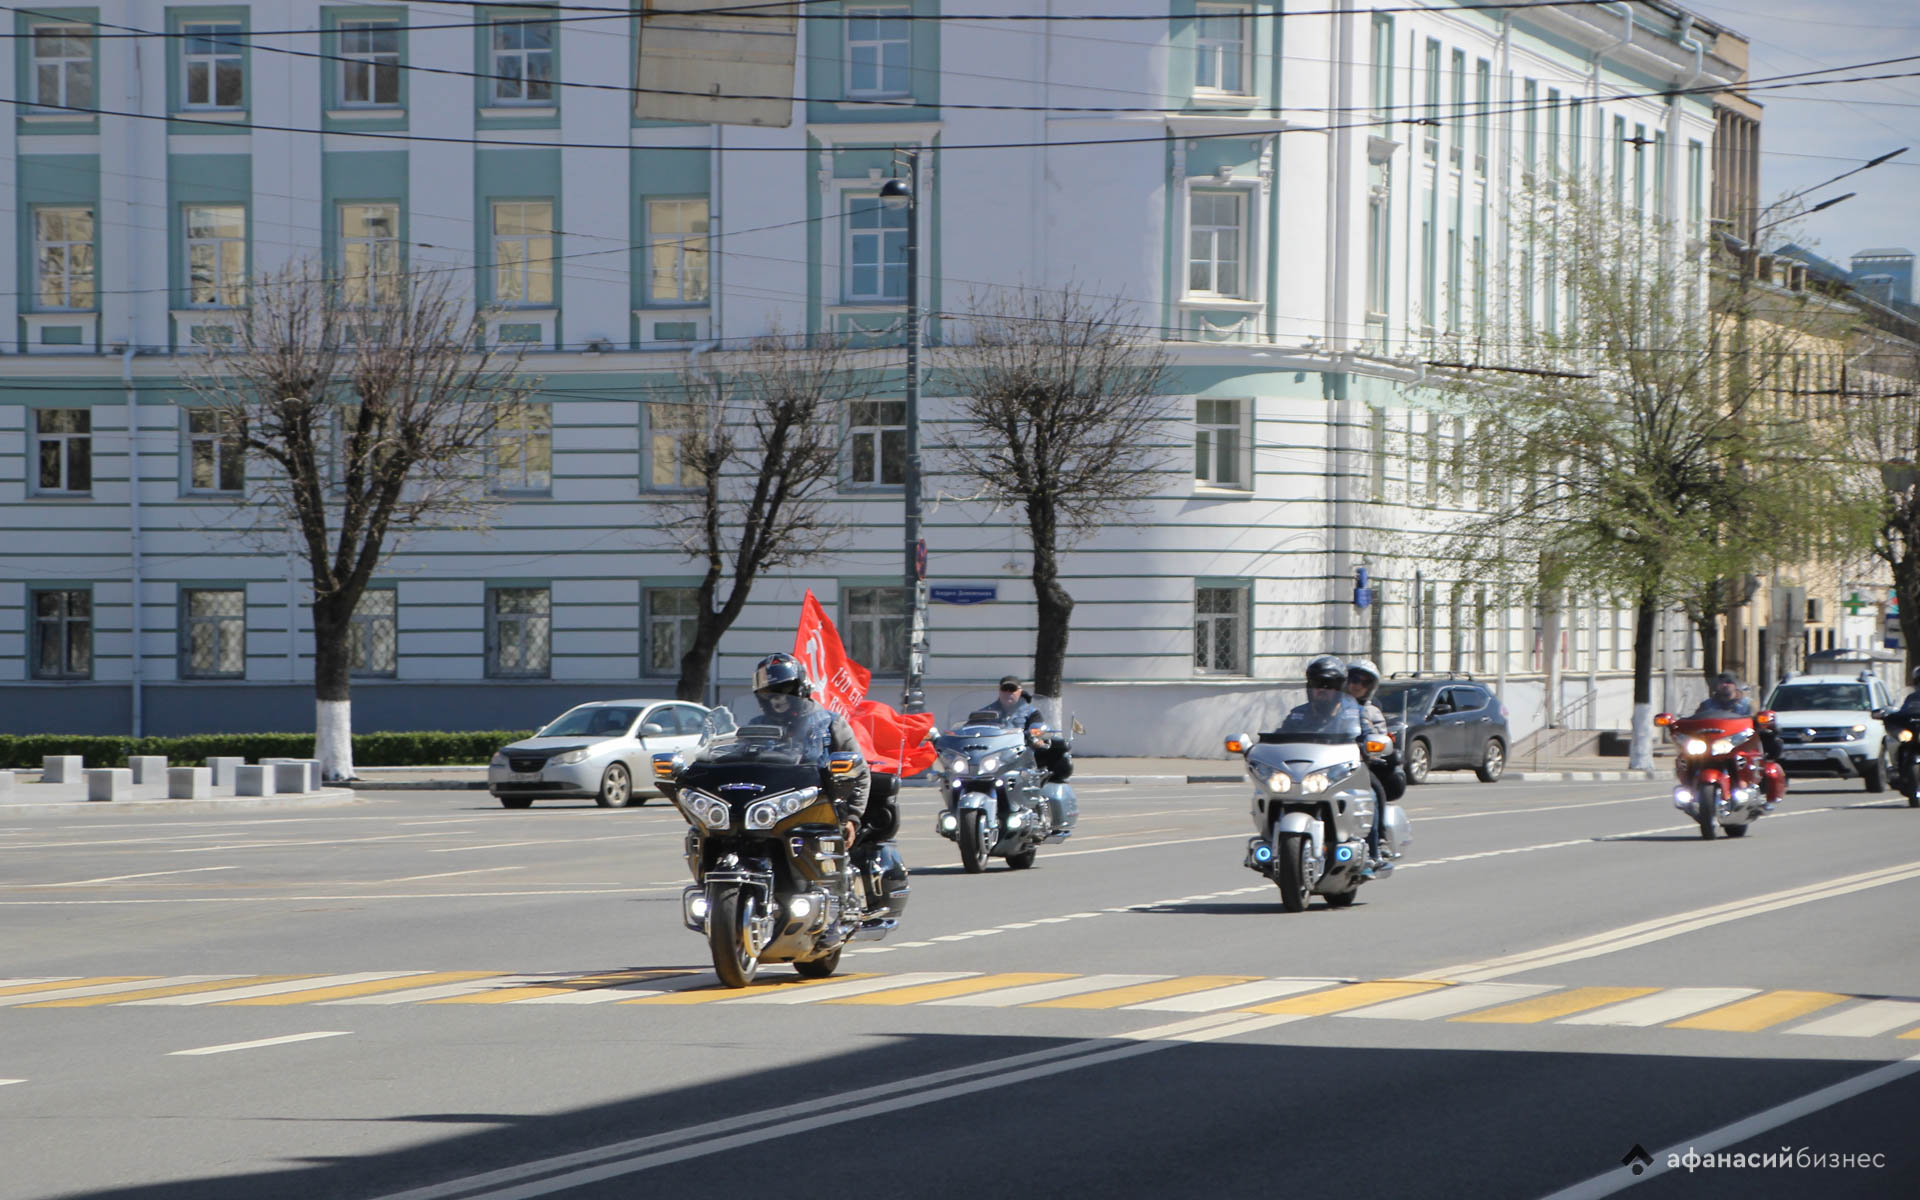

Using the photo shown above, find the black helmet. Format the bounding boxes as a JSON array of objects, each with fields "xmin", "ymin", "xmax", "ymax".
[
  {"xmin": 752, "ymin": 652, "xmax": 810, "ymax": 697},
  {"xmin": 1306, "ymin": 655, "xmax": 1348, "ymax": 692},
  {"xmin": 1910, "ymin": 665, "xmax": 1920, "ymax": 687},
  {"xmin": 1713, "ymin": 671, "xmax": 1739, "ymax": 686},
  {"xmin": 1347, "ymin": 658, "xmax": 1382, "ymax": 696}
]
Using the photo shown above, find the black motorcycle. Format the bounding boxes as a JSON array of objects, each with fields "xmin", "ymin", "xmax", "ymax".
[
  {"xmin": 1884, "ymin": 709, "xmax": 1920, "ymax": 808},
  {"xmin": 932, "ymin": 710, "xmax": 1078, "ymax": 872},
  {"xmin": 653, "ymin": 700, "xmax": 909, "ymax": 987}
]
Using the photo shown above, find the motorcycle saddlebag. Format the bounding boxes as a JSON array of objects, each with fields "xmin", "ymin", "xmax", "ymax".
[
  {"xmin": 864, "ymin": 841, "xmax": 910, "ymax": 919},
  {"xmin": 1041, "ymin": 782, "xmax": 1079, "ymax": 833}
]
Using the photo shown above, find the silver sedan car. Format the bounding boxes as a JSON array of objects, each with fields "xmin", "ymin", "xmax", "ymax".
[{"xmin": 488, "ymin": 699, "xmax": 734, "ymax": 809}]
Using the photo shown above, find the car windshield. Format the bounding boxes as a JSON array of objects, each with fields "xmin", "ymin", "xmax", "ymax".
[
  {"xmin": 1375, "ymin": 685, "xmax": 1431, "ymax": 718},
  {"xmin": 1768, "ymin": 683, "xmax": 1872, "ymax": 712},
  {"xmin": 693, "ymin": 697, "xmax": 829, "ymax": 767},
  {"xmin": 537, "ymin": 706, "xmax": 641, "ymax": 737}
]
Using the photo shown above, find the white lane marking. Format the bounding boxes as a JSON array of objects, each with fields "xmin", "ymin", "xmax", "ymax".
[
  {"xmin": 385, "ymin": 867, "xmax": 526, "ymax": 883},
  {"xmin": 1557, "ymin": 988, "xmax": 1762, "ymax": 1027},
  {"xmin": 0, "ymin": 976, "xmax": 237, "ymax": 1007},
  {"xmin": 1785, "ymin": 999, "xmax": 1920, "ymax": 1038},
  {"xmin": 1339, "ymin": 982, "xmax": 1559, "ymax": 1021},
  {"xmin": 1044, "ymin": 833, "xmax": 1248, "ymax": 859},
  {"xmin": 128, "ymin": 972, "xmax": 430, "ymax": 1006},
  {"xmin": 169, "ymin": 1031, "xmax": 351, "ymax": 1057},
  {"xmin": 429, "ymin": 833, "xmax": 665, "ymax": 853},
  {"xmin": 172, "ymin": 834, "xmax": 447, "ymax": 853},
  {"xmin": 321, "ymin": 975, "xmax": 553, "ymax": 1005},
  {"xmin": 0, "ymin": 1079, "xmax": 22, "ymax": 1087},
  {"xmin": 1423, "ymin": 859, "xmax": 1920, "ymax": 983},
  {"xmin": 1125, "ymin": 977, "xmax": 1344, "ymax": 1013},
  {"xmin": 362, "ymin": 1013, "xmax": 1294, "ymax": 1200},
  {"xmin": 21, "ymin": 867, "xmax": 243, "ymax": 888},
  {"xmin": 1535, "ymin": 1052, "xmax": 1920, "ymax": 1200},
  {"xmin": 722, "ymin": 972, "xmax": 978, "ymax": 1006},
  {"xmin": 928, "ymin": 974, "xmax": 1170, "ymax": 1008},
  {"xmin": 1411, "ymin": 795, "xmax": 1666, "ymax": 821}
]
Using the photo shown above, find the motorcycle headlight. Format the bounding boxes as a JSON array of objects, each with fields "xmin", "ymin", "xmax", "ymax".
[
  {"xmin": 1901, "ymin": 729, "xmax": 1914, "ymax": 743},
  {"xmin": 1682, "ymin": 738, "xmax": 1709, "ymax": 757},
  {"xmin": 979, "ymin": 753, "xmax": 1004, "ymax": 774},
  {"xmin": 1708, "ymin": 737, "xmax": 1736, "ymax": 757},
  {"xmin": 490, "ymin": 752, "xmax": 508, "ymax": 767},
  {"xmin": 1253, "ymin": 765, "xmax": 1292, "ymax": 794},
  {"xmin": 551, "ymin": 749, "xmax": 589, "ymax": 766},
  {"xmin": 746, "ymin": 787, "xmax": 822, "ymax": 830},
  {"xmin": 1300, "ymin": 771, "xmax": 1332, "ymax": 795},
  {"xmin": 684, "ymin": 791, "xmax": 731, "ymax": 831},
  {"xmin": 945, "ymin": 754, "xmax": 969, "ymax": 774}
]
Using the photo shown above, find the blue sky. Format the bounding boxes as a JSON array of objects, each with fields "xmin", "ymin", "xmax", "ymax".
[{"xmin": 1690, "ymin": 0, "xmax": 1920, "ymax": 265}]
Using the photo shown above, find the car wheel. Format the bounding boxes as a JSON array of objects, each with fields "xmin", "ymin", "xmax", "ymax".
[
  {"xmin": 498, "ymin": 795, "xmax": 534, "ymax": 809},
  {"xmin": 1474, "ymin": 738, "xmax": 1506, "ymax": 783},
  {"xmin": 1405, "ymin": 738, "xmax": 1431, "ymax": 785},
  {"xmin": 596, "ymin": 763, "xmax": 634, "ymax": 808},
  {"xmin": 1863, "ymin": 750, "xmax": 1888, "ymax": 794}
]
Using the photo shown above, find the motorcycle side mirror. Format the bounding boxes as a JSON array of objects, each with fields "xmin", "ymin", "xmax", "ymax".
[
  {"xmin": 1870, "ymin": 708, "xmax": 1889, "ymax": 721},
  {"xmin": 1224, "ymin": 732, "xmax": 1254, "ymax": 755},
  {"xmin": 1756, "ymin": 710, "xmax": 1776, "ymax": 727},
  {"xmin": 828, "ymin": 752, "xmax": 862, "ymax": 776},
  {"xmin": 1653, "ymin": 713, "xmax": 1674, "ymax": 727}
]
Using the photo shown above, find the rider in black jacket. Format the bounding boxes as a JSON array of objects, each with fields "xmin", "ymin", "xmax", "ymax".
[
  {"xmin": 750, "ymin": 653, "xmax": 869, "ymax": 847},
  {"xmin": 983, "ymin": 675, "xmax": 1074, "ymax": 782}
]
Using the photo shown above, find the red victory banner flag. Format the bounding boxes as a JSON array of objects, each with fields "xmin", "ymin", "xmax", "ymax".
[{"xmin": 793, "ymin": 590, "xmax": 937, "ymax": 776}]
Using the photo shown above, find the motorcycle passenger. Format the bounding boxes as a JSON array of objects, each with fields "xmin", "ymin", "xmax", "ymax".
[
  {"xmin": 984, "ymin": 675, "xmax": 1074, "ymax": 783},
  {"xmin": 751, "ymin": 653, "xmax": 869, "ymax": 850},
  {"xmin": 1346, "ymin": 658, "xmax": 1405, "ymax": 812}
]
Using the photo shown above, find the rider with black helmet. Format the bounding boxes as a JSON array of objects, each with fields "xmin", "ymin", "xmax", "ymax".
[
  {"xmin": 1694, "ymin": 671, "xmax": 1754, "ymax": 718},
  {"xmin": 751, "ymin": 652, "xmax": 870, "ymax": 847}
]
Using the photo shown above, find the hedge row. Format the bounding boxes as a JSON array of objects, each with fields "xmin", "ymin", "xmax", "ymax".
[{"xmin": 0, "ymin": 731, "xmax": 537, "ymax": 770}]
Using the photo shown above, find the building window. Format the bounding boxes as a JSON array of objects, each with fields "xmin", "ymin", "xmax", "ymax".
[
  {"xmin": 490, "ymin": 16, "xmax": 554, "ymax": 105},
  {"xmin": 1520, "ymin": 79, "xmax": 1537, "ymax": 181},
  {"xmin": 1369, "ymin": 15, "xmax": 1393, "ymax": 120},
  {"xmin": 1448, "ymin": 49, "xmax": 1465, "ymax": 167},
  {"xmin": 844, "ymin": 194, "xmax": 907, "ymax": 303},
  {"xmin": 182, "ymin": 22, "xmax": 244, "ymax": 109},
  {"xmin": 844, "ymin": 7, "xmax": 911, "ymax": 99},
  {"xmin": 848, "ymin": 400, "xmax": 906, "ymax": 488},
  {"xmin": 339, "ymin": 19, "xmax": 400, "ymax": 107},
  {"xmin": 1195, "ymin": 398, "xmax": 1248, "ymax": 489},
  {"xmin": 31, "ymin": 589, "xmax": 91, "ymax": 680},
  {"xmin": 645, "ymin": 587, "xmax": 700, "ymax": 676},
  {"xmin": 646, "ymin": 402, "xmax": 706, "ymax": 491},
  {"xmin": 1195, "ymin": 585, "xmax": 1249, "ymax": 674},
  {"xmin": 184, "ymin": 205, "xmax": 247, "ymax": 308},
  {"xmin": 1633, "ymin": 123, "xmax": 1648, "ymax": 213},
  {"xmin": 645, "ymin": 199, "xmax": 710, "ymax": 304},
  {"xmin": 844, "ymin": 587, "xmax": 907, "ymax": 674},
  {"xmin": 180, "ymin": 588, "xmax": 245, "ymax": 678},
  {"xmin": 1612, "ymin": 115, "xmax": 1627, "ymax": 202},
  {"xmin": 487, "ymin": 587, "xmax": 551, "ymax": 677},
  {"xmin": 349, "ymin": 587, "xmax": 397, "ymax": 677},
  {"xmin": 1187, "ymin": 190, "xmax": 1246, "ymax": 298},
  {"xmin": 492, "ymin": 200, "xmax": 554, "ymax": 307},
  {"xmin": 493, "ymin": 402, "xmax": 552, "ymax": 493},
  {"xmin": 33, "ymin": 409, "xmax": 91, "ymax": 494},
  {"xmin": 184, "ymin": 408, "xmax": 244, "ymax": 494},
  {"xmin": 1473, "ymin": 58, "xmax": 1490, "ymax": 174},
  {"xmin": 34, "ymin": 207, "xmax": 95, "ymax": 311},
  {"xmin": 1194, "ymin": 4, "xmax": 1250, "ymax": 95},
  {"xmin": 31, "ymin": 24, "xmax": 93, "ymax": 109},
  {"xmin": 339, "ymin": 203, "xmax": 400, "ymax": 306},
  {"xmin": 1365, "ymin": 160, "xmax": 1390, "ymax": 329},
  {"xmin": 1653, "ymin": 129, "xmax": 1668, "ymax": 216},
  {"xmin": 1688, "ymin": 139, "xmax": 1705, "ymax": 237},
  {"xmin": 1422, "ymin": 39, "xmax": 1440, "ymax": 159}
]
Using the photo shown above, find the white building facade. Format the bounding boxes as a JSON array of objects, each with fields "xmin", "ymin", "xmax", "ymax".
[{"xmin": 0, "ymin": 2, "xmax": 1746, "ymax": 754}]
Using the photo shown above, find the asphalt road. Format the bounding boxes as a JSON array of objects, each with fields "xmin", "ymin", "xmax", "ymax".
[{"xmin": 2, "ymin": 772, "xmax": 1918, "ymax": 1200}]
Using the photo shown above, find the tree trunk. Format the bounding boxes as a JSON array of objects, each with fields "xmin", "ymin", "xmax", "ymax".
[
  {"xmin": 1691, "ymin": 610, "xmax": 1721, "ymax": 686},
  {"xmin": 678, "ymin": 621, "xmax": 720, "ymax": 703},
  {"xmin": 312, "ymin": 599, "xmax": 355, "ymax": 781},
  {"xmin": 1629, "ymin": 589, "xmax": 1658, "ymax": 771},
  {"xmin": 1894, "ymin": 541, "xmax": 1920, "ymax": 679},
  {"xmin": 1029, "ymin": 529, "xmax": 1074, "ymax": 703}
]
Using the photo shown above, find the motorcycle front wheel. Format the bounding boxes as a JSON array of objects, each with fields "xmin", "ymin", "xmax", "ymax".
[
  {"xmin": 1697, "ymin": 784, "xmax": 1719, "ymax": 840},
  {"xmin": 793, "ymin": 946, "xmax": 842, "ymax": 979},
  {"xmin": 959, "ymin": 809, "xmax": 992, "ymax": 874},
  {"xmin": 708, "ymin": 885, "xmax": 762, "ymax": 988},
  {"xmin": 1275, "ymin": 833, "xmax": 1310, "ymax": 913}
]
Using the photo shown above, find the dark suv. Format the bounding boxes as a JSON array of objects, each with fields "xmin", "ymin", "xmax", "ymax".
[{"xmin": 1375, "ymin": 675, "xmax": 1511, "ymax": 784}]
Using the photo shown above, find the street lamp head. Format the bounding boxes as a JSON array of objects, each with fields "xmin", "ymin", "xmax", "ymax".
[{"xmin": 879, "ymin": 177, "xmax": 912, "ymax": 203}]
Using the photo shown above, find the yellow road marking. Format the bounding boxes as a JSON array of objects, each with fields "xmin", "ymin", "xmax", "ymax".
[
  {"xmin": 22, "ymin": 976, "xmax": 316, "ymax": 1008},
  {"xmin": 427, "ymin": 971, "xmax": 685, "ymax": 1004},
  {"xmin": 1241, "ymin": 980, "xmax": 1444, "ymax": 1016},
  {"xmin": 830, "ymin": 973, "xmax": 1075, "ymax": 1006},
  {"xmin": 621, "ymin": 974, "xmax": 874, "ymax": 1004},
  {"xmin": 1030, "ymin": 976, "xmax": 1262, "ymax": 1010},
  {"xmin": 1453, "ymin": 987, "xmax": 1659, "ymax": 1024},
  {"xmin": 1669, "ymin": 990, "xmax": 1849, "ymax": 1032},
  {"xmin": 221, "ymin": 972, "xmax": 508, "ymax": 1006},
  {"xmin": 0, "ymin": 977, "xmax": 150, "ymax": 999}
]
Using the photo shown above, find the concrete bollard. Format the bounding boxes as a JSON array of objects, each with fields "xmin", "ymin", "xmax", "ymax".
[
  {"xmin": 87, "ymin": 768, "xmax": 132, "ymax": 802},
  {"xmin": 0, "ymin": 769, "xmax": 13, "ymax": 797},
  {"xmin": 207, "ymin": 757, "xmax": 245, "ymax": 787},
  {"xmin": 128, "ymin": 756, "xmax": 169, "ymax": 784},
  {"xmin": 41, "ymin": 755, "xmax": 84, "ymax": 783},
  {"xmin": 270, "ymin": 762, "xmax": 314, "ymax": 794},
  {"xmin": 167, "ymin": 767, "xmax": 212, "ymax": 799},
  {"xmin": 233, "ymin": 765, "xmax": 276, "ymax": 797}
]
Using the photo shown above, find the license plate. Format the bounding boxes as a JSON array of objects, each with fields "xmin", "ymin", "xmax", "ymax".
[
  {"xmin": 1781, "ymin": 749, "xmax": 1822, "ymax": 761},
  {"xmin": 512, "ymin": 770, "xmax": 541, "ymax": 779}
]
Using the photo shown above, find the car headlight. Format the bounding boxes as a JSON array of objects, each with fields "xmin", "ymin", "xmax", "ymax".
[
  {"xmin": 1850, "ymin": 725, "xmax": 1867, "ymax": 738},
  {"xmin": 979, "ymin": 753, "xmax": 1004, "ymax": 774},
  {"xmin": 490, "ymin": 752, "xmax": 508, "ymax": 767},
  {"xmin": 551, "ymin": 749, "xmax": 589, "ymax": 766},
  {"xmin": 746, "ymin": 787, "xmax": 822, "ymax": 830},
  {"xmin": 1683, "ymin": 738, "xmax": 1709, "ymax": 757},
  {"xmin": 683, "ymin": 791, "xmax": 731, "ymax": 831}
]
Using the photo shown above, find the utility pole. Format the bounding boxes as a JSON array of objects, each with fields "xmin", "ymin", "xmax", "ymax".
[{"xmin": 881, "ymin": 152, "xmax": 928, "ymax": 713}]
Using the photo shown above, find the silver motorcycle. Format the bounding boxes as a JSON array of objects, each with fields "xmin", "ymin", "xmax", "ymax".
[
  {"xmin": 932, "ymin": 710, "xmax": 1078, "ymax": 872},
  {"xmin": 1227, "ymin": 703, "xmax": 1411, "ymax": 911}
]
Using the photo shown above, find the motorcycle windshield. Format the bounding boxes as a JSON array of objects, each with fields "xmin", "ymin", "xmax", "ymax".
[
  {"xmin": 1265, "ymin": 697, "xmax": 1365, "ymax": 744},
  {"xmin": 691, "ymin": 697, "xmax": 830, "ymax": 768},
  {"xmin": 933, "ymin": 728, "xmax": 1025, "ymax": 753}
]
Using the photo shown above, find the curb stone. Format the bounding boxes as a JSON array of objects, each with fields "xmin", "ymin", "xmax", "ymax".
[{"xmin": 0, "ymin": 788, "xmax": 364, "ymax": 818}]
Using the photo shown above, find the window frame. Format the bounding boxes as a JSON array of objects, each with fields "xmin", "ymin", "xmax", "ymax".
[
  {"xmin": 30, "ymin": 23, "xmax": 93, "ymax": 110},
  {"xmin": 843, "ymin": 5, "xmax": 913, "ymax": 100},
  {"xmin": 490, "ymin": 199, "xmax": 556, "ymax": 308},
  {"xmin": 33, "ymin": 206, "xmax": 96, "ymax": 312},
  {"xmin": 644, "ymin": 197, "xmax": 711, "ymax": 306},
  {"xmin": 842, "ymin": 585, "xmax": 908, "ymax": 676},
  {"xmin": 644, "ymin": 401, "xmax": 707, "ymax": 492},
  {"xmin": 348, "ymin": 586, "xmax": 398, "ymax": 678},
  {"xmin": 179, "ymin": 586, "xmax": 247, "ymax": 679},
  {"xmin": 492, "ymin": 401, "xmax": 553, "ymax": 495},
  {"xmin": 1194, "ymin": 397, "xmax": 1252, "ymax": 491},
  {"xmin": 486, "ymin": 585, "xmax": 552, "ymax": 678},
  {"xmin": 337, "ymin": 201, "xmax": 402, "ymax": 307},
  {"xmin": 842, "ymin": 192, "xmax": 908, "ymax": 304},
  {"xmin": 1194, "ymin": 583, "xmax": 1251, "ymax": 676},
  {"xmin": 846, "ymin": 398, "xmax": 907, "ymax": 490},
  {"xmin": 30, "ymin": 587, "xmax": 92, "ymax": 680},
  {"xmin": 183, "ymin": 204, "xmax": 248, "ymax": 309},
  {"xmin": 1184, "ymin": 187, "xmax": 1249, "ymax": 301},
  {"xmin": 337, "ymin": 17, "xmax": 401, "ymax": 108},
  {"xmin": 182, "ymin": 407, "xmax": 246, "ymax": 495},
  {"xmin": 1193, "ymin": 3, "xmax": 1253, "ymax": 97},
  {"xmin": 488, "ymin": 14, "xmax": 556, "ymax": 106},
  {"xmin": 32, "ymin": 408, "xmax": 92, "ymax": 496},
  {"xmin": 643, "ymin": 586, "xmax": 701, "ymax": 677},
  {"xmin": 180, "ymin": 20, "xmax": 246, "ymax": 111}
]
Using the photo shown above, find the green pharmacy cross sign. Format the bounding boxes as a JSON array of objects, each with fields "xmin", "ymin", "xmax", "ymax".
[{"xmin": 1843, "ymin": 592, "xmax": 1870, "ymax": 617}]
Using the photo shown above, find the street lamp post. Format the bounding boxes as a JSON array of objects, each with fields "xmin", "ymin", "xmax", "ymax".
[{"xmin": 880, "ymin": 153, "xmax": 928, "ymax": 714}]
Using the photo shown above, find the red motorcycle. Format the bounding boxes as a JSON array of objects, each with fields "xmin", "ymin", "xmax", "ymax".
[{"xmin": 1654, "ymin": 710, "xmax": 1786, "ymax": 840}]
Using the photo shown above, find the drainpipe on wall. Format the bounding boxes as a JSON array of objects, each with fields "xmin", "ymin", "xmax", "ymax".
[{"xmin": 122, "ymin": 346, "xmax": 142, "ymax": 738}]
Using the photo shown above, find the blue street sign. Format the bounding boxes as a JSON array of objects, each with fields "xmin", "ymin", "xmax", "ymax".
[{"xmin": 931, "ymin": 585, "xmax": 997, "ymax": 605}]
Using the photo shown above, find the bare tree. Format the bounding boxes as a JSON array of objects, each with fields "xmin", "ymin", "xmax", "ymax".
[
  {"xmin": 176, "ymin": 263, "xmax": 536, "ymax": 780},
  {"xmin": 656, "ymin": 334, "xmax": 868, "ymax": 702},
  {"xmin": 939, "ymin": 287, "xmax": 1174, "ymax": 708}
]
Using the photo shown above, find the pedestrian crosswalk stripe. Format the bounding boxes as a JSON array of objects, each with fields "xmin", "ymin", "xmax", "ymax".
[
  {"xmin": 0, "ymin": 977, "xmax": 165, "ymax": 1006},
  {"xmin": 1785, "ymin": 1000, "xmax": 1920, "ymax": 1038},
  {"xmin": 1452, "ymin": 986, "xmax": 1659, "ymax": 1024},
  {"xmin": 724, "ymin": 972, "xmax": 976, "ymax": 1006},
  {"xmin": 1668, "ymin": 990, "xmax": 1848, "ymax": 1033},
  {"xmin": 1031, "ymin": 975, "xmax": 1261, "ymax": 1011},
  {"xmin": 1338, "ymin": 982, "xmax": 1557, "ymax": 1022},
  {"xmin": 326, "ymin": 975, "xmax": 546, "ymax": 1005},
  {"xmin": 0, "ymin": 977, "xmax": 145, "ymax": 1003},
  {"xmin": 925, "ymin": 974, "xmax": 1171, "ymax": 1008},
  {"xmin": 831, "ymin": 973, "xmax": 1075, "ymax": 1006},
  {"xmin": 22, "ymin": 975, "xmax": 313, "ymax": 1008},
  {"xmin": 216, "ymin": 972, "xmax": 492, "ymax": 1006},
  {"xmin": 1241, "ymin": 980, "xmax": 1446, "ymax": 1016},
  {"xmin": 512, "ymin": 974, "xmax": 706, "ymax": 1004},
  {"xmin": 428, "ymin": 970, "xmax": 679, "ymax": 1005},
  {"xmin": 619, "ymin": 974, "xmax": 876, "ymax": 1005},
  {"xmin": 1125, "ymin": 978, "xmax": 1340, "ymax": 1013},
  {"xmin": 1557, "ymin": 987, "xmax": 1761, "ymax": 1028}
]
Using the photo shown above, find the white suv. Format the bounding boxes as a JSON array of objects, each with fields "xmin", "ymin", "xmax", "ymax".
[{"xmin": 1764, "ymin": 672, "xmax": 1898, "ymax": 793}]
